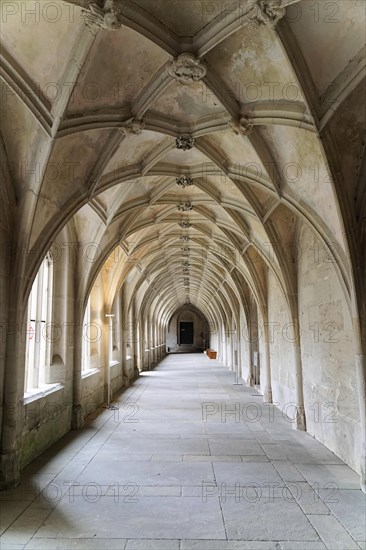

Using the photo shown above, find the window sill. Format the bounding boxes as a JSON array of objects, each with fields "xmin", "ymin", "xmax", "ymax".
[
  {"xmin": 109, "ymin": 360, "xmax": 120, "ymax": 367},
  {"xmin": 23, "ymin": 383, "xmax": 64, "ymax": 404},
  {"xmin": 81, "ymin": 368, "xmax": 100, "ymax": 379}
]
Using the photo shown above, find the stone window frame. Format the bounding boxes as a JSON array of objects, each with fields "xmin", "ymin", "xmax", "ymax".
[
  {"xmin": 24, "ymin": 252, "xmax": 54, "ymax": 393},
  {"xmin": 82, "ymin": 295, "xmax": 92, "ymax": 373}
]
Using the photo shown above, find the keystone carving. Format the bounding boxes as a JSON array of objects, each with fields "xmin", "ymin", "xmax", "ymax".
[
  {"xmin": 180, "ymin": 235, "xmax": 191, "ymax": 241},
  {"xmin": 176, "ymin": 176, "xmax": 194, "ymax": 187},
  {"xmin": 121, "ymin": 119, "xmax": 145, "ymax": 136},
  {"xmin": 251, "ymin": 0, "xmax": 286, "ymax": 26},
  {"xmin": 177, "ymin": 203, "xmax": 193, "ymax": 212},
  {"xmin": 167, "ymin": 54, "xmax": 207, "ymax": 85},
  {"xmin": 179, "ymin": 222, "xmax": 191, "ymax": 229},
  {"xmin": 176, "ymin": 136, "xmax": 195, "ymax": 150},
  {"xmin": 229, "ymin": 117, "xmax": 254, "ymax": 136},
  {"xmin": 182, "ymin": 247, "xmax": 190, "ymax": 252},
  {"xmin": 82, "ymin": 0, "xmax": 122, "ymax": 31}
]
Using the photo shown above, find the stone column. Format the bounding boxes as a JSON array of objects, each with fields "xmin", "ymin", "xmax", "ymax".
[
  {"xmin": 157, "ymin": 324, "xmax": 162, "ymax": 360},
  {"xmin": 0, "ymin": 232, "xmax": 14, "ymax": 487},
  {"xmin": 356, "ymin": 353, "xmax": 366, "ymax": 492},
  {"xmin": 291, "ymin": 301, "xmax": 306, "ymax": 431},
  {"xmin": 236, "ymin": 321, "xmax": 242, "ymax": 381},
  {"xmin": 222, "ymin": 324, "xmax": 227, "ymax": 365},
  {"xmin": 292, "ymin": 337, "xmax": 306, "ymax": 431},
  {"xmin": 229, "ymin": 329, "xmax": 235, "ymax": 371},
  {"xmin": 262, "ymin": 321, "xmax": 273, "ymax": 403},
  {"xmin": 121, "ymin": 286, "xmax": 128, "ymax": 381},
  {"xmin": 247, "ymin": 320, "xmax": 255, "ymax": 387},
  {"xmin": 146, "ymin": 319, "xmax": 151, "ymax": 370},
  {"xmin": 105, "ymin": 314, "xmax": 114, "ymax": 404},
  {"xmin": 117, "ymin": 291, "xmax": 123, "ymax": 384},
  {"xmin": 131, "ymin": 299, "xmax": 138, "ymax": 378},
  {"xmin": 71, "ymin": 300, "xmax": 84, "ymax": 430},
  {"xmin": 0, "ymin": 299, "xmax": 22, "ymax": 487},
  {"xmin": 152, "ymin": 317, "xmax": 157, "ymax": 364}
]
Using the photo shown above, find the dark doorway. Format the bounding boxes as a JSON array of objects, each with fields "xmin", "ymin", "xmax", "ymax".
[{"xmin": 180, "ymin": 322, "xmax": 194, "ymax": 344}]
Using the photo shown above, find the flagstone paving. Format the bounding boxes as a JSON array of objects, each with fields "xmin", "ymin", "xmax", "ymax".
[{"xmin": 1, "ymin": 354, "xmax": 365, "ymax": 550}]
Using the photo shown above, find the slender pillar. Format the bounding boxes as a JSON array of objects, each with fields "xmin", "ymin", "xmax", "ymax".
[
  {"xmin": 71, "ymin": 300, "xmax": 84, "ymax": 430},
  {"xmin": 247, "ymin": 320, "xmax": 255, "ymax": 387},
  {"xmin": 263, "ymin": 342, "xmax": 272, "ymax": 402},
  {"xmin": 356, "ymin": 353, "xmax": 366, "ymax": 492},
  {"xmin": 292, "ymin": 338, "xmax": 306, "ymax": 431},
  {"xmin": 0, "ymin": 300, "xmax": 22, "ymax": 487},
  {"xmin": 105, "ymin": 314, "xmax": 114, "ymax": 405},
  {"xmin": 262, "ymin": 321, "xmax": 272, "ymax": 403}
]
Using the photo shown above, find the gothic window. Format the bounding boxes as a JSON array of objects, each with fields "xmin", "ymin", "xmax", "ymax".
[{"xmin": 24, "ymin": 253, "xmax": 53, "ymax": 392}]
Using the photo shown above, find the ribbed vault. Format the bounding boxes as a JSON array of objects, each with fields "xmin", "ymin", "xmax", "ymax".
[
  {"xmin": 1, "ymin": 0, "xmax": 364, "ymax": 323},
  {"xmin": 0, "ymin": 0, "xmax": 365, "ymax": 487}
]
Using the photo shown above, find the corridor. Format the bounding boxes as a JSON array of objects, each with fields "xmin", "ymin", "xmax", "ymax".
[{"xmin": 0, "ymin": 354, "xmax": 364, "ymax": 550}]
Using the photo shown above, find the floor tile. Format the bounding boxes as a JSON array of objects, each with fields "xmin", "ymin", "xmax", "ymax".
[{"xmin": 1, "ymin": 354, "xmax": 363, "ymax": 549}]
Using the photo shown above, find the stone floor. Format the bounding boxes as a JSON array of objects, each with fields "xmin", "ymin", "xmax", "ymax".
[{"xmin": 1, "ymin": 354, "xmax": 365, "ymax": 550}]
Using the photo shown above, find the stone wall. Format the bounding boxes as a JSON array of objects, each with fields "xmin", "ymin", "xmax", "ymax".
[
  {"xmin": 298, "ymin": 226, "xmax": 360, "ymax": 473},
  {"xmin": 267, "ymin": 269, "xmax": 297, "ymax": 412}
]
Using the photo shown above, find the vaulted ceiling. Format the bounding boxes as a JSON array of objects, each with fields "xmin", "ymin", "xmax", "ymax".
[{"xmin": 1, "ymin": 0, "xmax": 365, "ymax": 327}]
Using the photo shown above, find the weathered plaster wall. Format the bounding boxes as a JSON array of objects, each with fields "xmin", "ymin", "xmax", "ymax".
[
  {"xmin": 267, "ymin": 270, "xmax": 297, "ymax": 411},
  {"xmin": 298, "ymin": 225, "xmax": 360, "ymax": 473}
]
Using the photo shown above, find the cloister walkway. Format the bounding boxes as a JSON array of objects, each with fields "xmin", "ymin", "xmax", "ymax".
[{"xmin": 1, "ymin": 354, "xmax": 364, "ymax": 550}]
